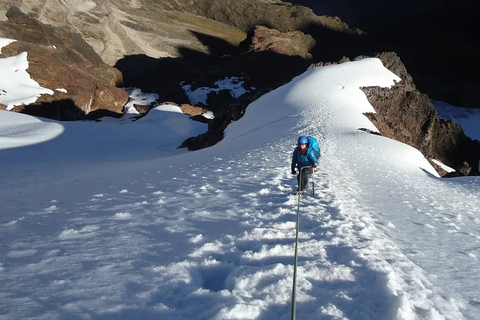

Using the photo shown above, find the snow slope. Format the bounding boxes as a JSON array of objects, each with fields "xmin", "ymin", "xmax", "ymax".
[{"xmin": 1, "ymin": 45, "xmax": 480, "ymax": 320}]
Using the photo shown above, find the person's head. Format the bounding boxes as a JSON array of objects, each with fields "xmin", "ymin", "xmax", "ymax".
[{"xmin": 297, "ymin": 136, "xmax": 308, "ymax": 150}]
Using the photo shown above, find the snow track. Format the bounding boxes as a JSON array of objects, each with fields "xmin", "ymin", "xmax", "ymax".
[{"xmin": 2, "ymin": 129, "xmax": 460, "ymax": 319}]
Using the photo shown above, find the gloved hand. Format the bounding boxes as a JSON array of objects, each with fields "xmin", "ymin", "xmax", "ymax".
[{"xmin": 291, "ymin": 168, "xmax": 296, "ymax": 175}]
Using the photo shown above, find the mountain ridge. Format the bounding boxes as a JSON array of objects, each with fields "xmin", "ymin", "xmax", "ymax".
[{"xmin": 0, "ymin": 0, "xmax": 478, "ymax": 176}]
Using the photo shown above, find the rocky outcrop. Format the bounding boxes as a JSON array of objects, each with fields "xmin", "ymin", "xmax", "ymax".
[
  {"xmin": 361, "ymin": 52, "xmax": 480, "ymax": 176},
  {"xmin": 0, "ymin": 6, "xmax": 128, "ymax": 120},
  {"xmin": 241, "ymin": 25, "xmax": 316, "ymax": 59},
  {"xmin": 162, "ymin": 0, "xmax": 359, "ymax": 34}
]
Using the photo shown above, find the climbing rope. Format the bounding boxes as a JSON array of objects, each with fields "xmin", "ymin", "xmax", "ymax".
[
  {"xmin": 290, "ymin": 168, "xmax": 303, "ymax": 320},
  {"xmin": 290, "ymin": 168, "xmax": 315, "ymax": 320}
]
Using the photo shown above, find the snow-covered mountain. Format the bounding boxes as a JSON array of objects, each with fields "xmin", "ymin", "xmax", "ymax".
[{"xmin": 2, "ymin": 45, "xmax": 480, "ymax": 320}]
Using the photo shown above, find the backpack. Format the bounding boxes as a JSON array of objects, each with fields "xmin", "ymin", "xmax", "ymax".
[{"xmin": 306, "ymin": 136, "xmax": 321, "ymax": 159}]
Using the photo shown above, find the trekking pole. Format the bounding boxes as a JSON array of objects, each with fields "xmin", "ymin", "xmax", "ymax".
[{"xmin": 311, "ymin": 169, "xmax": 315, "ymax": 198}]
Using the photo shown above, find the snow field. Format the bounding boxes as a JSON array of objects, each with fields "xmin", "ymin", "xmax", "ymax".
[{"xmin": 2, "ymin": 56, "xmax": 480, "ymax": 319}]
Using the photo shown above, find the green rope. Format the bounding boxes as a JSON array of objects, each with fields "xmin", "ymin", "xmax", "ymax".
[{"xmin": 290, "ymin": 170, "xmax": 302, "ymax": 320}]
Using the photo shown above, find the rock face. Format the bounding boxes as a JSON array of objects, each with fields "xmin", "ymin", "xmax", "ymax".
[
  {"xmin": 361, "ymin": 52, "xmax": 480, "ymax": 176},
  {"xmin": 0, "ymin": 6, "xmax": 128, "ymax": 120},
  {"xmin": 242, "ymin": 25, "xmax": 316, "ymax": 60},
  {"xmin": 161, "ymin": 0, "xmax": 358, "ymax": 34},
  {"xmin": 0, "ymin": 0, "xmax": 358, "ymax": 66}
]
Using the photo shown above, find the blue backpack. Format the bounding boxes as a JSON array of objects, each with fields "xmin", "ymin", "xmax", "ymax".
[{"xmin": 306, "ymin": 136, "xmax": 321, "ymax": 159}]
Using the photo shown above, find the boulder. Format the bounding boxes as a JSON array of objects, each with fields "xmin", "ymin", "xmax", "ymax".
[
  {"xmin": 178, "ymin": 103, "xmax": 207, "ymax": 117},
  {"xmin": 241, "ymin": 25, "xmax": 316, "ymax": 60}
]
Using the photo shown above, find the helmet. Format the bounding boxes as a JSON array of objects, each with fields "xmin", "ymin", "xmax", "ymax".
[{"xmin": 298, "ymin": 136, "xmax": 308, "ymax": 145}]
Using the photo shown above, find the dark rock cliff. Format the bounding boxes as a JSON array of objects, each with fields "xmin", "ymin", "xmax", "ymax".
[{"xmin": 361, "ymin": 52, "xmax": 480, "ymax": 176}]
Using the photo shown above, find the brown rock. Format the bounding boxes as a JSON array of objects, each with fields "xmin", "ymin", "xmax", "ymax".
[
  {"xmin": 243, "ymin": 25, "xmax": 316, "ymax": 60},
  {"xmin": 0, "ymin": 6, "xmax": 128, "ymax": 120},
  {"xmin": 361, "ymin": 52, "xmax": 480, "ymax": 176},
  {"xmin": 164, "ymin": 0, "xmax": 359, "ymax": 34},
  {"xmin": 179, "ymin": 103, "xmax": 207, "ymax": 117}
]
